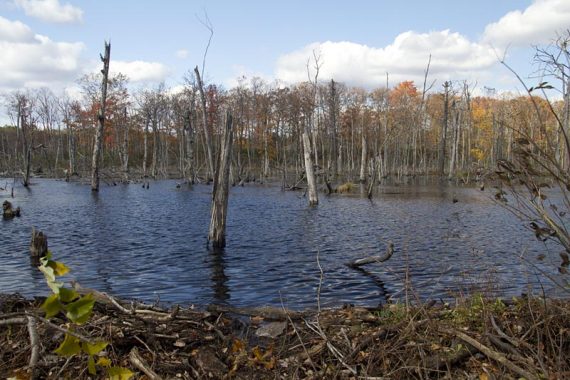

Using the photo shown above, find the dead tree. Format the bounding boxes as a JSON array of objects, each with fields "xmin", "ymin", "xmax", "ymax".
[
  {"xmin": 438, "ymin": 81, "xmax": 450, "ymax": 177},
  {"xmin": 183, "ymin": 109, "xmax": 195, "ymax": 183},
  {"xmin": 91, "ymin": 41, "xmax": 111, "ymax": 192},
  {"xmin": 30, "ymin": 229, "xmax": 48, "ymax": 259},
  {"xmin": 194, "ymin": 66, "xmax": 215, "ymax": 180},
  {"xmin": 208, "ymin": 112, "xmax": 234, "ymax": 248}
]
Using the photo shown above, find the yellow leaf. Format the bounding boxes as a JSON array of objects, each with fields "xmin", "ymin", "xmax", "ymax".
[
  {"xmin": 108, "ymin": 366, "xmax": 134, "ymax": 380},
  {"xmin": 47, "ymin": 260, "xmax": 70, "ymax": 276},
  {"xmin": 96, "ymin": 357, "xmax": 111, "ymax": 367},
  {"xmin": 479, "ymin": 373, "xmax": 489, "ymax": 380}
]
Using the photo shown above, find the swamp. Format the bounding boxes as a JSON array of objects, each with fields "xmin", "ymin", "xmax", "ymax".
[{"xmin": 1, "ymin": 3, "xmax": 570, "ymax": 378}]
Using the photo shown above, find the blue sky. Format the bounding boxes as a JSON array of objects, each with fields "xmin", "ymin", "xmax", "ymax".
[{"xmin": 0, "ymin": 0, "xmax": 569, "ymax": 97}]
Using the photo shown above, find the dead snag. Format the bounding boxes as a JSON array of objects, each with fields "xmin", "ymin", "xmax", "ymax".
[
  {"xmin": 91, "ymin": 41, "xmax": 111, "ymax": 192},
  {"xmin": 208, "ymin": 112, "xmax": 233, "ymax": 249},
  {"xmin": 2, "ymin": 200, "xmax": 21, "ymax": 218},
  {"xmin": 30, "ymin": 229, "xmax": 48, "ymax": 259},
  {"xmin": 347, "ymin": 241, "xmax": 394, "ymax": 268}
]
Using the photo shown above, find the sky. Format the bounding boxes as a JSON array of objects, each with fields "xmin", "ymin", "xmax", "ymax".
[{"xmin": 0, "ymin": 0, "xmax": 569, "ymax": 101}]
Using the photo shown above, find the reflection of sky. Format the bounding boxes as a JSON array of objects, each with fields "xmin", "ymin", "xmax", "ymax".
[{"xmin": 0, "ymin": 178, "xmax": 565, "ymax": 310}]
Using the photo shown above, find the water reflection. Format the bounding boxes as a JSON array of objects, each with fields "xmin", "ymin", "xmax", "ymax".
[{"xmin": 209, "ymin": 246, "xmax": 230, "ymax": 303}]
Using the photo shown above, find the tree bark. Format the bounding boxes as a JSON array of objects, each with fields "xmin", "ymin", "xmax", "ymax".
[
  {"xmin": 184, "ymin": 110, "xmax": 195, "ymax": 183},
  {"xmin": 91, "ymin": 41, "xmax": 111, "ymax": 192},
  {"xmin": 208, "ymin": 112, "xmax": 234, "ymax": 248},
  {"xmin": 194, "ymin": 66, "xmax": 215, "ymax": 180},
  {"xmin": 438, "ymin": 81, "xmax": 450, "ymax": 177},
  {"xmin": 303, "ymin": 131, "xmax": 318, "ymax": 205}
]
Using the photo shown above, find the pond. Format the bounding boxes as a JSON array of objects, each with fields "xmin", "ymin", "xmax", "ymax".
[{"xmin": 0, "ymin": 178, "xmax": 567, "ymax": 309}]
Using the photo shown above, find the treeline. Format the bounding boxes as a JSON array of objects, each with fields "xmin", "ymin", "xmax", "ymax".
[{"xmin": 0, "ymin": 70, "xmax": 567, "ymax": 185}]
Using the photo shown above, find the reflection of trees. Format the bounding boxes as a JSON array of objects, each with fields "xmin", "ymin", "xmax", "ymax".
[{"xmin": 210, "ymin": 247, "xmax": 230, "ymax": 303}]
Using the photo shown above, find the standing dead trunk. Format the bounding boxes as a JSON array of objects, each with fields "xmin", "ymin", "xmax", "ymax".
[
  {"xmin": 119, "ymin": 107, "xmax": 129, "ymax": 181},
  {"xmin": 303, "ymin": 131, "xmax": 318, "ymax": 205},
  {"xmin": 194, "ymin": 66, "xmax": 215, "ymax": 180},
  {"xmin": 438, "ymin": 81, "xmax": 450, "ymax": 177},
  {"xmin": 184, "ymin": 110, "xmax": 195, "ymax": 183},
  {"xmin": 91, "ymin": 41, "xmax": 111, "ymax": 192},
  {"xmin": 208, "ymin": 112, "xmax": 234, "ymax": 248},
  {"xmin": 359, "ymin": 129, "xmax": 367, "ymax": 183},
  {"xmin": 143, "ymin": 114, "xmax": 149, "ymax": 179}
]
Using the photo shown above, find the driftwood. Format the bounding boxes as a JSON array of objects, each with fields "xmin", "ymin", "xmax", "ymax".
[
  {"xmin": 347, "ymin": 241, "xmax": 394, "ymax": 268},
  {"xmin": 30, "ymin": 229, "xmax": 48, "ymax": 259},
  {"xmin": 3, "ymin": 200, "xmax": 21, "ymax": 218}
]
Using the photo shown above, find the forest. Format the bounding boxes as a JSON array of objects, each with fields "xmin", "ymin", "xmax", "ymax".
[{"xmin": 1, "ymin": 44, "xmax": 568, "ymax": 190}]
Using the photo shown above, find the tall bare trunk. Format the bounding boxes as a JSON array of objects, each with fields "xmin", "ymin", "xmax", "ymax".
[
  {"xmin": 438, "ymin": 81, "xmax": 450, "ymax": 177},
  {"xmin": 209, "ymin": 112, "xmax": 234, "ymax": 248},
  {"xmin": 303, "ymin": 131, "xmax": 318, "ymax": 205},
  {"xmin": 184, "ymin": 110, "xmax": 195, "ymax": 183},
  {"xmin": 143, "ymin": 115, "xmax": 149, "ymax": 178},
  {"xmin": 91, "ymin": 41, "xmax": 111, "ymax": 192},
  {"xmin": 359, "ymin": 129, "xmax": 367, "ymax": 183},
  {"xmin": 194, "ymin": 66, "xmax": 214, "ymax": 179}
]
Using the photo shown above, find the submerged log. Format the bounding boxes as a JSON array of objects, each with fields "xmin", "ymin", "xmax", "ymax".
[
  {"xmin": 2, "ymin": 200, "xmax": 21, "ymax": 219},
  {"xmin": 30, "ymin": 229, "xmax": 48, "ymax": 259},
  {"xmin": 347, "ymin": 241, "xmax": 394, "ymax": 268}
]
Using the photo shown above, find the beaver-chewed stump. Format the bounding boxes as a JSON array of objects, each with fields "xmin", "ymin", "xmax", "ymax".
[
  {"xmin": 30, "ymin": 229, "xmax": 48, "ymax": 259},
  {"xmin": 2, "ymin": 200, "xmax": 21, "ymax": 219}
]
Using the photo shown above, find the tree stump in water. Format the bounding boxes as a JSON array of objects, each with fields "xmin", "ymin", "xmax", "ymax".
[
  {"xmin": 2, "ymin": 200, "xmax": 21, "ymax": 219},
  {"xmin": 30, "ymin": 229, "xmax": 48, "ymax": 259}
]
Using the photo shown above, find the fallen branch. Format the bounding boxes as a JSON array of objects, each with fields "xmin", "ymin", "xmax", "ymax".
[
  {"xmin": 440, "ymin": 326, "xmax": 539, "ymax": 380},
  {"xmin": 27, "ymin": 316, "xmax": 39, "ymax": 378},
  {"xmin": 347, "ymin": 242, "xmax": 394, "ymax": 268},
  {"xmin": 129, "ymin": 347, "xmax": 163, "ymax": 380}
]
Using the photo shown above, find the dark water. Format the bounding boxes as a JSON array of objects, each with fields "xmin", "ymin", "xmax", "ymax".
[{"xmin": 0, "ymin": 178, "xmax": 567, "ymax": 309}]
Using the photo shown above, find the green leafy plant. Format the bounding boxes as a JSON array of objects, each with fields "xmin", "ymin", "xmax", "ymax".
[{"xmin": 38, "ymin": 252, "xmax": 133, "ymax": 379}]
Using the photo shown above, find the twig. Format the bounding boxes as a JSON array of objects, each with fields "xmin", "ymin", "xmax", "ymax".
[
  {"xmin": 129, "ymin": 347, "xmax": 163, "ymax": 380},
  {"xmin": 279, "ymin": 293, "xmax": 317, "ymax": 373},
  {"xmin": 31, "ymin": 314, "xmax": 97, "ymax": 344},
  {"xmin": 316, "ymin": 249, "xmax": 323, "ymax": 313},
  {"xmin": 26, "ymin": 316, "xmax": 39, "ymax": 378}
]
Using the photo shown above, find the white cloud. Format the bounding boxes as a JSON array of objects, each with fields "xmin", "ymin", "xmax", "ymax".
[
  {"xmin": 14, "ymin": 0, "xmax": 83, "ymax": 24},
  {"xmin": 175, "ymin": 49, "xmax": 189, "ymax": 59},
  {"xmin": 275, "ymin": 30, "xmax": 497, "ymax": 87},
  {"xmin": 110, "ymin": 60, "xmax": 170, "ymax": 83},
  {"xmin": 483, "ymin": 0, "xmax": 570, "ymax": 48},
  {"xmin": 0, "ymin": 16, "xmax": 84, "ymax": 91}
]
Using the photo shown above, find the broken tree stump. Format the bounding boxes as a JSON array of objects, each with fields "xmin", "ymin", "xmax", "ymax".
[
  {"xmin": 2, "ymin": 200, "xmax": 21, "ymax": 219},
  {"xmin": 347, "ymin": 242, "xmax": 394, "ymax": 268},
  {"xmin": 208, "ymin": 112, "xmax": 234, "ymax": 249},
  {"xmin": 30, "ymin": 229, "xmax": 48, "ymax": 259}
]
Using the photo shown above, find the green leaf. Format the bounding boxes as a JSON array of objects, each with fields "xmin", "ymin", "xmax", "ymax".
[
  {"xmin": 54, "ymin": 333, "xmax": 81, "ymax": 357},
  {"xmin": 88, "ymin": 355, "xmax": 96, "ymax": 375},
  {"xmin": 82, "ymin": 341, "xmax": 108, "ymax": 355},
  {"xmin": 59, "ymin": 287, "xmax": 79, "ymax": 303},
  {"xmin": 108, "ymin": 366, "xmax": 134, "ymax": 380},
  {"xmin": 47, "ymin": 260, "xmax": 70, "ymax": 276},
  {"xmin": 65, "ymin": 293, "xmax": 95, "ymax": 324},
  {"xmin": 41, "ymin": 293, "xmax": 63, "ymax": 318},
  {"xmin": 96, "ymin": 357, "xmax": 111, "ymax": 367}
]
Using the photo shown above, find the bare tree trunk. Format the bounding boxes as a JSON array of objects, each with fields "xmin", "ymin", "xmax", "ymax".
[
  {"xmin": 119, "ymin": 107, "xmax": 129, "ymax": 181},
  {"xmin": 184, "ymin": 110, "xmax": 195, "ymax": 183},
  {"xmin": 438, "ymin": 81, "xmax": 450, "ymax": 177},
  {"xmin": 303, "ymin": 131, "xmax": 318, "ymax": 205},
  {"xmin": 194, "ymin": 66, "xmax": 215, "ymax": 179},
  {"xmin": 143, "ymin": 115, "xmax": 149, "ymax": 178},
  {"xmin": 209, "ymin": 112, "xmax": 234, "ymax": 248},
  {"xmin": 91, "ymin": 41, "xmax": 111, "ymax": 192},
  {"xmin": 359, "ymin": 128, "xmax": 367, "ymax": 183}
]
